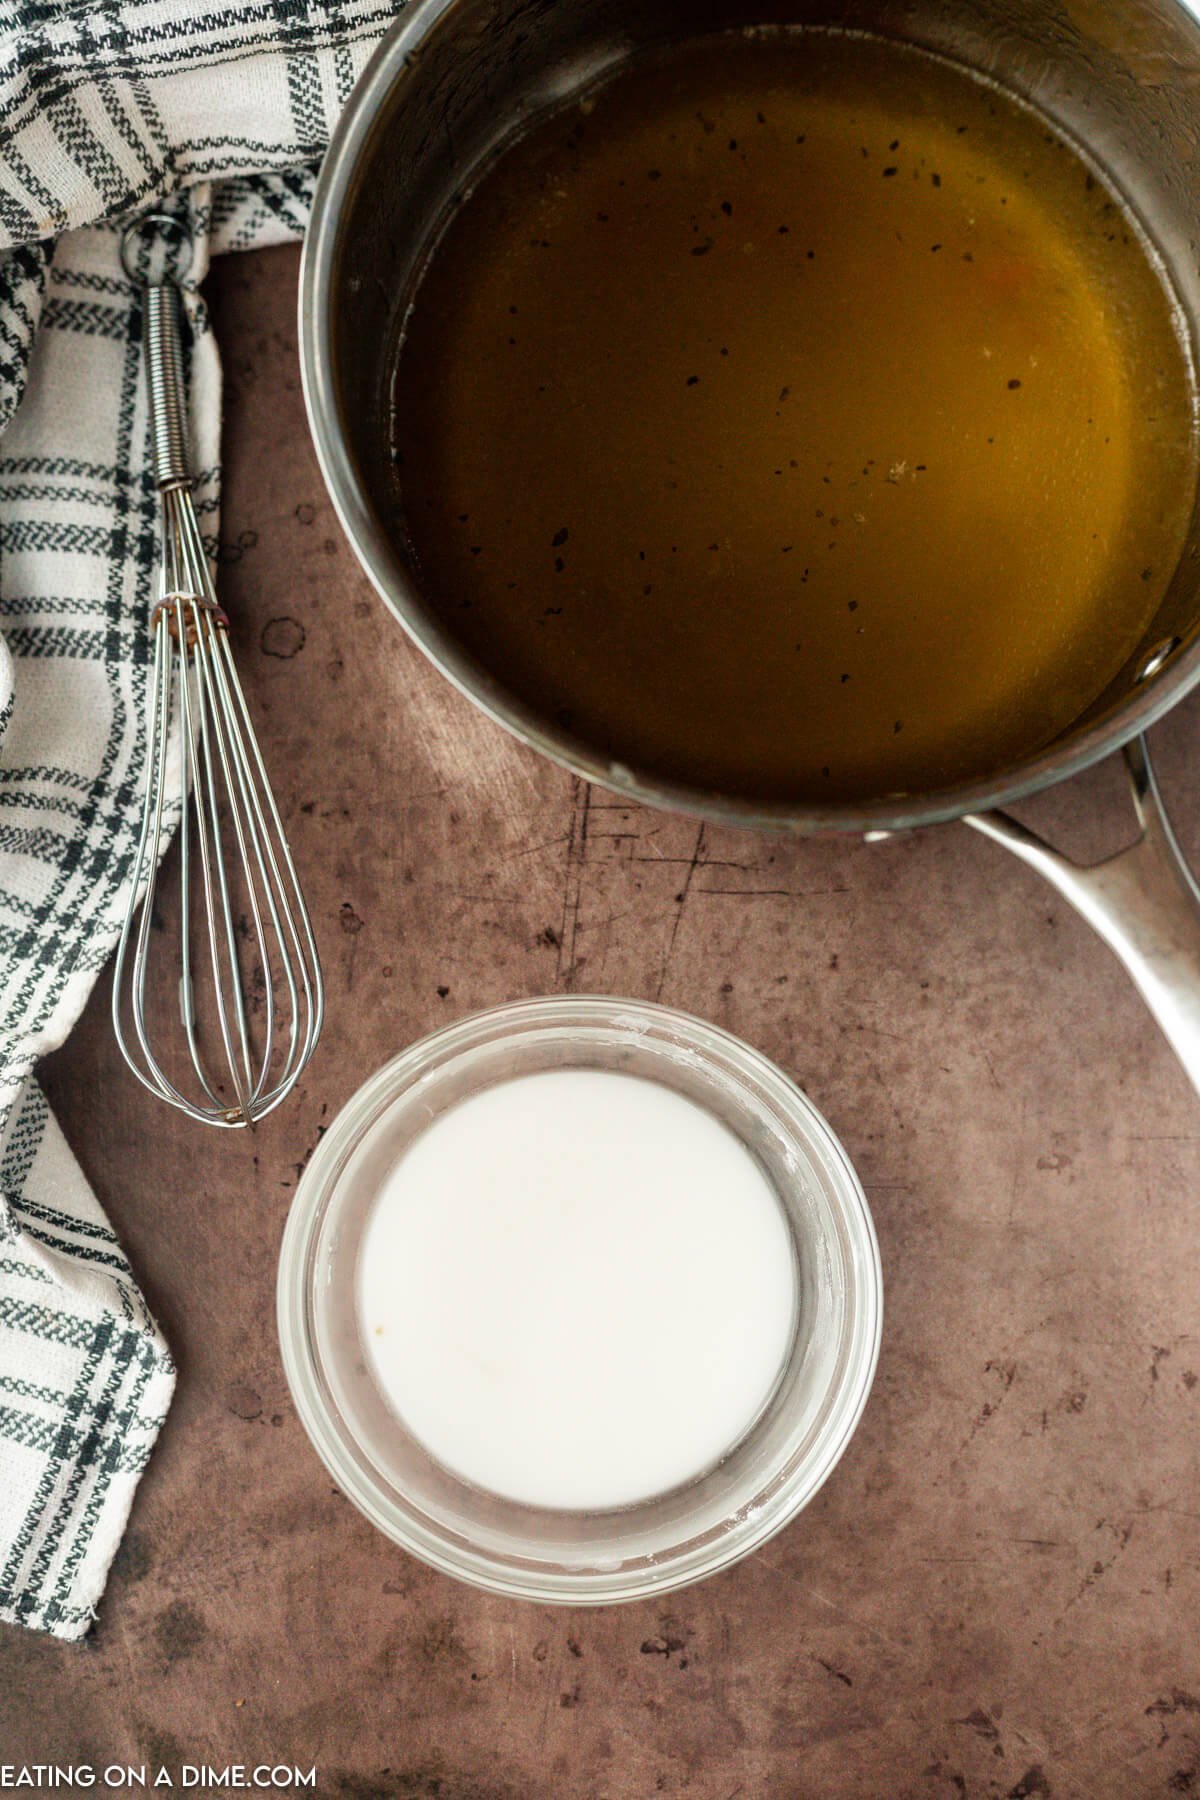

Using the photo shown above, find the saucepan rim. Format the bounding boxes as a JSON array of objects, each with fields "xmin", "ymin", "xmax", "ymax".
[{"xmin": 299, "ymin": 0, "xmax": 1200, "ymax": 836}]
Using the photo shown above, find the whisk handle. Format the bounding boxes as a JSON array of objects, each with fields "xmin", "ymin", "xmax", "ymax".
[{"xmin": 143, "ymin": 283, "xmax": 192, "ymax": 490}]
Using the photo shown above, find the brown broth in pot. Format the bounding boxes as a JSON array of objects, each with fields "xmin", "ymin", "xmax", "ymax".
[{"xmin": 387, "ymin": 31, "xmax": 1197, "ymax": 803}]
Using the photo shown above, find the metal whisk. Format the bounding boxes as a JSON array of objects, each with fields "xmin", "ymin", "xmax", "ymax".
[{"xmin": 112, "ymin": 212, "xmax": 324, "ymax": 1127}]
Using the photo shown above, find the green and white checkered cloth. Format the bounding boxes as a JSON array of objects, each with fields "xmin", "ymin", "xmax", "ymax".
[{"xmin": 0, "ymin": 0, "xmax": 395, "ymax": 1641}]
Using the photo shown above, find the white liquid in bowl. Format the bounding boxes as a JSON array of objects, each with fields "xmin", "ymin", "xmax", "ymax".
[{"xmin": 356, "ymin": 1068, "xmax": 798, "ymax": 1510}]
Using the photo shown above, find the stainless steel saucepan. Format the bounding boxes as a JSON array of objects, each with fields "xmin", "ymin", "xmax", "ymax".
[{"xmin": 299, "ymin": 0, "xmax": 1200, "ymax": 1092}]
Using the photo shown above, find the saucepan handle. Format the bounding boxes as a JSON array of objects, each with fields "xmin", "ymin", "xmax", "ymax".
[{"xmin": 964, "ymin": 736, "xmax": 1200, "ymax": 1098}]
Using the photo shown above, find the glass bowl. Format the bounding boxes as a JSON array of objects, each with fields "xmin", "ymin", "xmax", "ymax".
[{"xmin": 277, "ymin": 996, "xmax": 882, "ymax": 1602}]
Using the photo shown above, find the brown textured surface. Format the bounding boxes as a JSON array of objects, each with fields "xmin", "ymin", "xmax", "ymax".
[{"xmin": 3, "ymin": 242, "xmax": 1200, "ymax": 1798}]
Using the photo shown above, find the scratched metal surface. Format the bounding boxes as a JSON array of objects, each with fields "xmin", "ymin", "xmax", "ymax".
[{"xmin": 3, "ymin": 244, "xmax": 1200, "ymax": 1798}]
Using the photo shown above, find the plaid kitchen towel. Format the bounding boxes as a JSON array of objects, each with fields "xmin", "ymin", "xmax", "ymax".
[{"xmin": 0, "ymin": 0, "xmax": 396, "ymax": 1641}]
